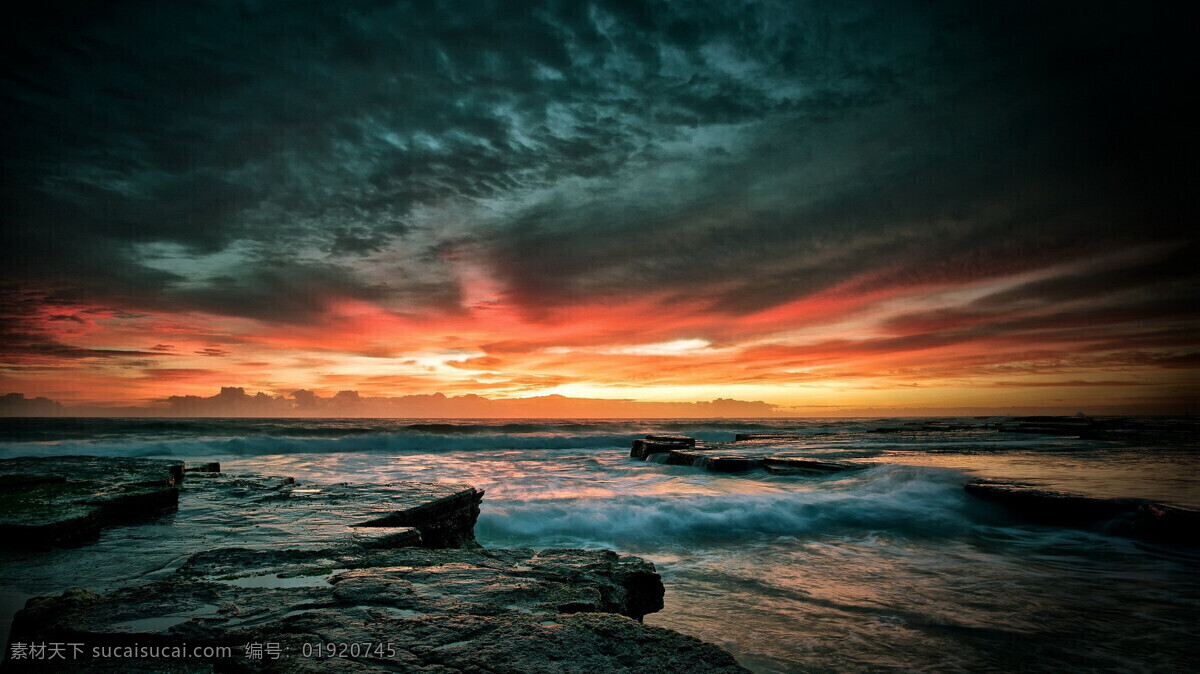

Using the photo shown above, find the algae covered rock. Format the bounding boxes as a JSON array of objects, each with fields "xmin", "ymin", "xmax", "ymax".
[{"xmin": 0, "ymin": 457, "xmax": 184, "ymax": 547}]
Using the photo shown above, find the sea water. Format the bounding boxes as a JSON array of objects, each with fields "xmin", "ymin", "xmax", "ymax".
[{"xmin": 1, "ymin": 417, "xmax": 1197, "ymax": 672}]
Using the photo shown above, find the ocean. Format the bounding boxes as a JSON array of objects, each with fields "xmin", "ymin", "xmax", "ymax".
[{"xmin": 1, "ymin": 417, "xmax": 1198, "ymax": 672}]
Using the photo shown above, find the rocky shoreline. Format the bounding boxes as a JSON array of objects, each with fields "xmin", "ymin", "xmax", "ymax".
[
  {"xmin": 5, "ymin": 425, "xmax": 1196, "ymax": 671},
  {"xmin": 630, "ymin": 435, "xmax": 874, "ymax": 475},
  {"xmin": 0, "ymin": 456, "xmax": 748, "ymax": 673},
  {"xmin": 627, "ymin": 433, "xmax": 1200, "ymax": 546},
  {"xmin": 0, "ymin": 456, "xmax": 186, "ymax": 547}
]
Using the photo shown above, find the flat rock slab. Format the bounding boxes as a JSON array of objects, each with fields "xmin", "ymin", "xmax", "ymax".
[
  {"xmin": 185, "ymin": 462, "xmax": 221, "ymax": 473},
  {"xmin": 994, "ymin": 416, "xmax": 1200, "ymax": 443},
  {"xmin": 186, "ymin": 478, "xmax": 483, "ymax": 551},
  {"xmin": 762, "ymin": 457, "xmax": 871, "ymax": 475},
  {"xmin": 965, "ymin": 479, "xmax": 1199, "ymax": 546},
  {"xmin": 665, "ymin": 448, "xmax": 713, "ymax": 467},
  {"xmin": 0, "ymin": 471, "xmax": 480, "ymax": 602},
  {"xmin": 644, "ymin": 435, "xmax": 697, "ymax": 446},
  {"xmin": 1, "ymin": 462, "xmax": 749, "ymax": 673},
  {"xmin": 57, "ymin": 546, "xmax": 665, "ymax": 625},
  {"xmin": 7, "ymin": 610, "xmax": 746, "ymax": 673},
  {"xmin": 0, "ymin": 457, "xmax": 185, "ymax": 547},
  {"xmin": 630, "ymin": 440, "xmax": 692, "ymax": 459},
  {"xmin": 702, "ymin": 455, "xmax": 763, "ymax": 472},
  {"xmin": 633, "ymin": 437, "xmax": 874, "ymax": 478},
  {"xmin": 280, "ymin": 481, "xmax": 484, "ymax": 548},
  {"xmin": 5, "ymin": 546, "xmax": 749, "ymax": 673}
]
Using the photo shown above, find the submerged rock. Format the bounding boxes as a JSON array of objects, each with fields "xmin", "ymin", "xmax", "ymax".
[
  {"xmin": 0, "ymin": 457, "xmax": 184, "ymax": 548},
  {"xmin": 964, "ymin": 479, "xmax": 1199, "ymax": 546}
]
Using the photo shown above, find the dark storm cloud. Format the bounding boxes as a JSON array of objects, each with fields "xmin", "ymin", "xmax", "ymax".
[
  {"xmin": 2, "ymin": 0, "xmax": 1197, "ymax": 333},
  {"xmin": 971, "ymin": 243, "xmax": 1200, "ymax": 310},
  {"xmin": 167, "ymin": 258, "xmax": 394, "ymax": 323},
  {"xmin": 0, "ymin": 285, "xmax": 170, "ymax": 362},
  {"xmin": 485, "ymin": 1, "xmax": 1200, "ymax": 319}
]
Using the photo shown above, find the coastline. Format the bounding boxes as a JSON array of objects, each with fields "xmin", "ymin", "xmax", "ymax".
[
  {"xmin": 1, "ymin": 455, "xmax": 747, "ymax": 672},
  {"xmin": 2, "ymin": 417, "xmax": 1198, "ymax": 672}
]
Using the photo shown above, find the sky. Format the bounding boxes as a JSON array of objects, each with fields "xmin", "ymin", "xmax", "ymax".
[{"xmin": 1, "ymin": 0, "xmax": 1198, "ymax": 417}]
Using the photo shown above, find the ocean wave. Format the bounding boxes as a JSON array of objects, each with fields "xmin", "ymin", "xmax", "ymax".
[
  {"xmin": 0, "ymin": 417, "xmax": 870, "ymax": 444},
  {"xmin": 478, "ymin": 465, "xmax": 982, "ymax": 547},
  {"xmin": 0, "ymin": 432, "xmax": 647, "ymax": 458}
]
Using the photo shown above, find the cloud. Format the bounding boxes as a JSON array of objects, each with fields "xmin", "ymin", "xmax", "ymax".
[
  {"xmin": 98, "ymin": 386, "xmax": 780, "ymax": 418},
  {"xmin": 3, "ymin": 0, "xmax": 1193, "ymax": 326},
  {"xmin": 0, "ymin": 392, "xmax": 64, "ymax": 416},
  {"xmin": 193, "ymin": 347, "xmax": 229, "ymax": 358}
]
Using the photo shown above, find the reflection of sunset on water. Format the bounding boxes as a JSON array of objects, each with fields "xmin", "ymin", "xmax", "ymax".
[{"xmin": 2, "ymin": 416, "xmax": 1197, "ymax": 672}]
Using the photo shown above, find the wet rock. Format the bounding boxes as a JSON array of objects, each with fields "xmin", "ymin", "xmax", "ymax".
[
  {"xmin": 1132, "ymin": 502, "xmax": 1200, "ymax": 546},
  {"xmin": 629, "ymin": 436, "xmax": 876, "ymax": 478},
  {"xmin": 168, "ymin": 546, "xmax": 664, "ymax": 621},
  {"xmin": 964, "ymin": 479, "xmax": 1199, "ymax": 546},
  {"xmin": 665, "ymin": 448, "xmax": 713, "ymax": 467},
  {"xmin": 630, "ymin": 440, "xmax": 691, "ymax": 460},
  {"xmin": 0, "ymin": 456, "xmax": 184, "ymax": 489},
  {"xmin": 733, "ymin": 433, "xmax": 802, "ymax": 442},
  {"xmin": 0, "ymin": 462, "xmax": 750, "ymax": 673},
  {"xmin": 345, "ymin": 526, "xmax": 423, "ymax": 549},
  {"xmin": 998, "ymin": 416, "xmax": 1100, "ymax": 437},
  {"xmin": 9, "ymin": 609, "xmax": 746, "ymax": 673},
  {"xmin": 644, "ymin": 435, "xmax": 697, "ymax": 447},
  {"xmin": 346, "ymin": 482, "xmax": 484, "ymax": 548},
  {"xmin": 762, "ymin": 457, "xmax": 869, "ymax": 475},
  {"xmin": 0, "ymin": 472, "xmax": 488, "ymax": 602},
  {"xmin": 0, "ymin": 457, "xmax": 184, "ymax": 548},
  {"xmin": 4, "ymin": 544, "xmax": 733, "ymax": 673},
  {"xmin": 991, "ymin": 415, "xmax": 1192, "ymax": 441},
  {"xmin": 413, "ymin": 612, "xmax": 748, "ymax": 674},
  {"xmin": 240, "ymin": 480, "xmax": 483, "ymax": 550},
  {"xmin": 702, "ymin": 455, "xmax": 762, "ymax": 472},
  {"xmin": 184, "ymin": 462, "xmax": 221, "ymax": 473},
  {"xmin": 964, "ymin": 479, "xmax": 1143, "ymax": 522}
]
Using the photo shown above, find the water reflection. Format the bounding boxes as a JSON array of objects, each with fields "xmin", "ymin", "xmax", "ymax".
[{"xmin": 218, "ymin": 441, "xmax": 1199, "ymax": 673}]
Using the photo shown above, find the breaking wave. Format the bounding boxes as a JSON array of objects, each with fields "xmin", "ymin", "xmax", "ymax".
[
  {"xmin": 0, "ymin": 431, "xmax": 641, "ymax": 458},
  {"xmin": 478, "ymin": 465, "xmax": 987, "ymax": 548},
  {"xmin": 0, "ymin": 416, "xmax": 881, "ymax": 457}
]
